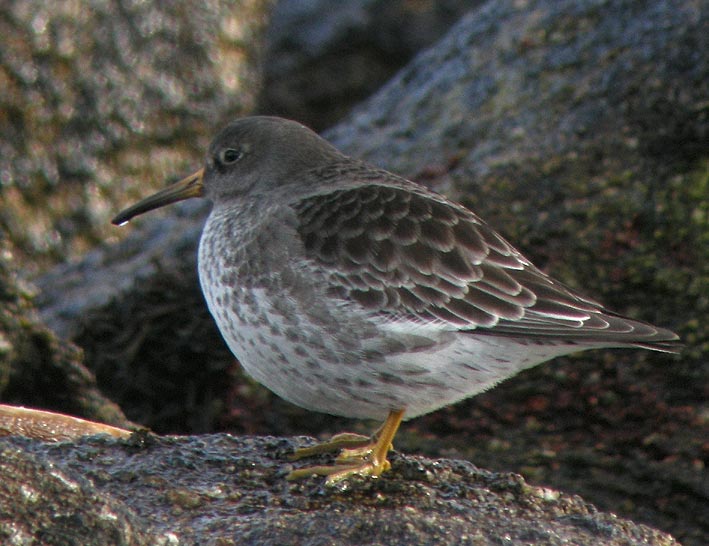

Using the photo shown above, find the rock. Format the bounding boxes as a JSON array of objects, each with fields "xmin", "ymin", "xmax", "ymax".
[
  {"xmin": 0, "ymin": 244, "xmax": 130, "ymax": 428},
  {"xmin": 0, "ymin": 404, "xmax": 131, "ymax": 442},
  {"xmin": 259, "ymin": 0, "xmax": 478, "ymax": 129},
  {"xmin": 0, "ymin": 0, "xmax": 271, "ymax": 270},
  {"xmin": 0, "ymin": 434, "xmax": 680, "ymax": 546}
]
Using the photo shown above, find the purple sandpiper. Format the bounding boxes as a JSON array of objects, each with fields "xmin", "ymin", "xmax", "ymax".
[{"xmin": 113, "ymin": 116, "xmax": 679, "ymax": 482}]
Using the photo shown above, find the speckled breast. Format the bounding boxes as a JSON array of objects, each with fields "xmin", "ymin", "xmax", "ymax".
[{"xmin": 196, "ymin": 201, "xmax": 392, "ymax": 419}]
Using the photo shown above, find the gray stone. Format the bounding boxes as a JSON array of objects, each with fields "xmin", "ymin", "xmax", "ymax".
[
  {"xmin": 0, "ymin": 434, "xmax": 680, "ymax": 546},
  {"xmin": 260, "ymin": 0, "xmax": 478, "ymax": 129},
  {"xmin": 0, "ymin": 0, "xmax": 271, "ymax": 269}
]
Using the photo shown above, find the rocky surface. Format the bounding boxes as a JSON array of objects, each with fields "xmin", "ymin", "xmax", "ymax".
[
  {"xmin": 0, "ymin": 405, "xmax": 131, "ymax": 442},
  {"xmin": 0, "ymin": 0, "xmax": 272, "ymax": 271},
  {"xmin": 2, "ymin": 0, "xmax": 707, "ymax": 544},
  {"xmin": 259, "ymin": 0, "xmax": 478, "ymax": 130},
  {"xmin": 0, "ymin": 433, "xmax": 680, "ymax": 546},
  {"xmin": 0, "ymin": 245, "xmax": 130, "ymax": 428}
]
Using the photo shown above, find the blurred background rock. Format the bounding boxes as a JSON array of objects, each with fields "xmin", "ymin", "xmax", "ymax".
[{"xmin": 0, "ymin": 0, "xmax": 473, "ymax": 272}]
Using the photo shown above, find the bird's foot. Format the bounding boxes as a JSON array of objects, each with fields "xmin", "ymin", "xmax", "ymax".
[
  {"xmin": 288, "ymin": 432, "xmax": 372, "ymax": 460},
  {"xmin": 286, "ymin": 446, "xmax": 390, "ymax": 483},
  {"xmin": 287, "ymin": 409, "xmax": 404, "ymax": 484}
]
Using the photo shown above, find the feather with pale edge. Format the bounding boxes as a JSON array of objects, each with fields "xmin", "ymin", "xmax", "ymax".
[{"xmin": 294, "ymin": 178, "xmax": 680, "ymax": 353}]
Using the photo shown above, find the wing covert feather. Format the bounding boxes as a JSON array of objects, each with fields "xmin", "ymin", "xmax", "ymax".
[{"xmin": 292, "ymin": 181, "xmax": 678, "ymax": 348}]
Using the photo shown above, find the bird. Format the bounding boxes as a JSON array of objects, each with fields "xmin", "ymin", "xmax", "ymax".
[{"xmin": 112, "ymin": 116, "xmax": 680, "ymax": 483}]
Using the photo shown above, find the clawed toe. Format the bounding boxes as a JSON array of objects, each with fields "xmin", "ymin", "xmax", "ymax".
[
  {"xmin": 287, "ymin": 409, "xmax": 404, "ymax": 484},
  {"xmin": 288, "ymin": 432, "xmax": 372, "ymax": 461},
  {"xmin": 286, "ymin": 457, "xmax": 391, "ymax": 483}
]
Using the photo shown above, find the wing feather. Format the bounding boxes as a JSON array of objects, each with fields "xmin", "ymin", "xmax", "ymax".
[{"xmin": 293, "ymin": 179, "xmax": 679, "ymax": 350}]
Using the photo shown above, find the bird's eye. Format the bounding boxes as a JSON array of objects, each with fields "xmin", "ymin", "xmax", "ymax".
[{"xmin": 219, "ymin": 148, "xmax": 243, "ymax": 165}]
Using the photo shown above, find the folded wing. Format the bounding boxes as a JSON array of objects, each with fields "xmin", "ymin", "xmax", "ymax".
[{"xmin": 293, "ymin": 175, "xmax": 679, "ymax": 352}]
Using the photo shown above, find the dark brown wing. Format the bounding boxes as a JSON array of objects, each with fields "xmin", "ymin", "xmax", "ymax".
[{"xmin": 293, "ymin": 182, "xmax": 679, "ymax": 351}]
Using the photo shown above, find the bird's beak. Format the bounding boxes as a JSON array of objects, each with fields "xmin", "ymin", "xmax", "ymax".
[{"xmin": 112, "ymin": 168, "xmax": 205, "ymax": 225}]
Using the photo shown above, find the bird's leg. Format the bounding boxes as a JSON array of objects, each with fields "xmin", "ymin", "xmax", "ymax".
[{"xmin": 286, "ymin": 409, "xmax": 405, "ymax": 483}]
